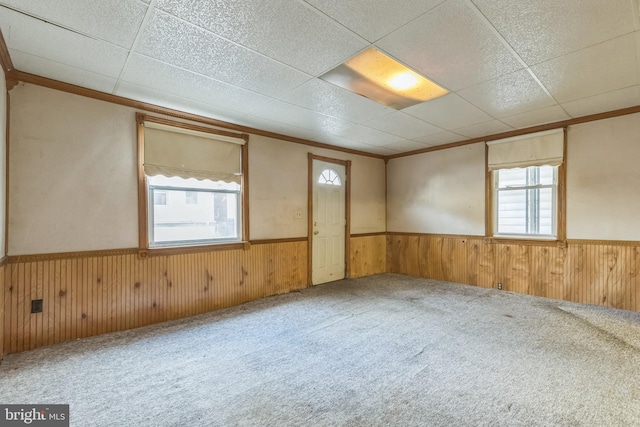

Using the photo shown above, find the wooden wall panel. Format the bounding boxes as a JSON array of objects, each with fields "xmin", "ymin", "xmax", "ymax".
[
  {"xmin": 350, "ymin": 235, "xmax": 386, "ymax": 278},
  {"xmin": 0, "ymin": 263, "xmax": 4, "ymax": 359},
  {"xmin": 3, "ymin": 241, "xmax": 307, "ymax": 355},
  {"xmin": 387, "ymin": 234, "xmax": 640, "ymax": 313}
]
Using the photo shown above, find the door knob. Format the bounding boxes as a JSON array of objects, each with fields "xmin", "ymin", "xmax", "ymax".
[{"xmin": 314, "ymin": 231, "xmax": 319, "ymax": 235}]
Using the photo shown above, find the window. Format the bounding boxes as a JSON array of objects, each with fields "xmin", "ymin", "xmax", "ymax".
[
  {"xmin": 487, "ymin": 129, "xmax": 565, "ymax": 241},
  {"xmin": 318, "ymin": 168, "xmax": 342, "ymax": 186},
  {"xmin": 148, "ymin": 176, "xmax": 240, "ymax": 246},
  {"xmin": 494, "ymin": 166, "xmax": 557, "ymax": 238},
  {"xmin": 137, "ymin": 114, "xmax": 248, "ymax": 252}
]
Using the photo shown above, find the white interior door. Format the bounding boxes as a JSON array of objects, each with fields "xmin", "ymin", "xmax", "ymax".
[{"xmin": 312, "ymin": 160, "xmax": 346, "ymax": 285}]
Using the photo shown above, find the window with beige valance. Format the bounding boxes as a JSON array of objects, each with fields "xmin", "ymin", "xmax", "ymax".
[
  {"xmin": 487, "ymin": 128, "xmax": 564, "ymax": 171},
  {"xmin": 143, "ymin": 121, "xmax": 244, "ymax": 183}
]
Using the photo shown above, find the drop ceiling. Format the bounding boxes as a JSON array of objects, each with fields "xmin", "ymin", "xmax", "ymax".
[{"xmin": 0, "ymin": 0, "xmax": 639, "ymax": 156}]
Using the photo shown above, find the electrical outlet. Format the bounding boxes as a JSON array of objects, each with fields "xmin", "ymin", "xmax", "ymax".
[
  {"xmin": 295, "ymin": 210, "xmax": 302, "ymax": 219},
  {"xmin": 31, "ymin": 299, "xmax": 43, "ymax": 313},
  {"xmin": 497, "ymin": 283, "xmax": 503, "ymax": 290}
]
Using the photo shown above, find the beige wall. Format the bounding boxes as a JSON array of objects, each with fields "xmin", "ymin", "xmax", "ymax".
[
  {"xmin": 8, "ymin": 83, "xmax": 386, "ymax": 254},
  {"xmin": 567, "ymin": 113, "xmax": 640, "ymax": 240},
  {"xmin": 387, "ymin": 143, "xmax": 485, "ymax": 235},
  {"xmin": 249, "ymin": 134, "xmax": 386, "ymax": 239},
  {"xmin": 9, "ymin": 84, "xmax": 139, "ymax": 255}
]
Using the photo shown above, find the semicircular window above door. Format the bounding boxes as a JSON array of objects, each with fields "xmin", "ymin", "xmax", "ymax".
[{"xmin": 318, "ymin": 168, "xmax": 342, "ymax": 186}]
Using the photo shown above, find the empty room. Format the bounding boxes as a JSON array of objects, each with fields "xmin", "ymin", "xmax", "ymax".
[{"xmin": 0, "ymin": 0, "xmax": 640, "ymax": 425}]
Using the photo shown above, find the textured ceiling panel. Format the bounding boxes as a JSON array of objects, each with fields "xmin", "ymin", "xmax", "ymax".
[
  {"xmin": 412, "ymin": 131, "xmax": 465, "ymax": 146},
  {"xmin": 457, "ymin": 69, "xmax": 556, "ymax": 118},
  {"xmin": 471, "ymin": 0, "xmax": 637, "ymax": 65},
  {"xmin": 500, "ymin": 105, "xmax": 570, "ymax": 129},
  {"xmin": 137, "ymin": 10, "xmax": 311, "ymax": 98},
  {"xmin": 303, "ymin": 0, "xmax": 445, "ymax": 42},
  {"xmin": 403, "ymin": 93, "xmax": 493, "ymax": 130},
  {"xmin": 377, "ymin": 140, "xmax": 433, "ymax": 153},
  {"xmin": 116, "ymin": 81, "xmax": 247, "ymax": 124},
  {"xmin": 279, "ymin": 79, "xmax": 394, "ymax": 123},
  {"xmin": 531, "ymin": 34, "xmax": 639, "ymax": 104},
  {"xmin": 0, "ymin": 0, "xmax": 149, "ymax": 48},
  {"xmin": 0, "ymin": 7, "xmax": 128, "ymax": 78},
  {"xmin": 311, "ymin": 134, "xmax": 387, "ymax": 152},
  {"xmin": 330, "ymin": 123, "xmax": 405, "ymax": 146},
  {"xmin": 377, "ymin": 0, "xmax": 522, "ymax": 91},
  {"xmin": 248, "ymin": 101, "xmax": 355, "ymax": 136},
  {"xmin": 155, "ymin": 0, "xmax": 367, "ymax": 75},
  {"xmin": 10, "ymin": 49, "xmax": 117, "ymax": 93},
  {"xmin": 561, "ymin": 86, "xmax": 640, "ymax": 118},
  {"xmin": 360, "ymin": 111, "xmax": 443, "ymax": 139},
  {"xmin": 452, "ymin": 119, "xmax": 513, "ymax": 139},
  {"xmin": 121, "ymin": 54, "xmax": 273, "ymax": 116},
  {"xmin": 2, "ymin": 0, "xmax": 639, "ymax": 155},
  {"xmin": 234, "ymin": 116, "xmax": 322, "ymax": 141}
]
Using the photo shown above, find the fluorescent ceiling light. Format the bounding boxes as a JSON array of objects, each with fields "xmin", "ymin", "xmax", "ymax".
[{"xmin": 320, "ymin": 48, "xmax": 448, "ymax": 110}]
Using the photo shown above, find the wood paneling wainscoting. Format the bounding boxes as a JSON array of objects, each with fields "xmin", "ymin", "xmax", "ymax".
[
  {"xmin": 387, "ymin": 234, "xmax": 640, "ymax": 312},
  {"xmin": 0, "ymin": 262, "xmax": 5, "ymax": 358},
  {"xmin": 3, "ymin": 241, "xmax": 307, "ymax": 355},
  {"xmin": 350, "ymin": 234, "xmax": 386, "ymax": 278}
]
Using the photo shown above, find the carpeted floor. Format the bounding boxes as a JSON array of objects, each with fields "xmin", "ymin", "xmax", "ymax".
[{"xmin": 1, "ymin": 273, "xmax": 640, "ymax": 426}]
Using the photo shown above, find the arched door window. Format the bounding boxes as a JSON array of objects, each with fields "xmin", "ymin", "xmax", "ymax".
[{"xmin": 318, "ymin": 168, "xmax": 342, "ymax": 186}]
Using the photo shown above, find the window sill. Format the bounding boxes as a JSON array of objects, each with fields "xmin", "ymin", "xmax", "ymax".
[
  {"xmin": 139, "ymin": 241, "xmax": 248, "ymax": 257},
  {"xmin": 485, "ymin": 236, "xmax": 567, "ymax": 247}
]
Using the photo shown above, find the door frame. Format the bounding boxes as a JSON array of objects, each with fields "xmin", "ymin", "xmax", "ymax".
[{"xmin": 307, "ymin": 153, "xmax": 351, "ymax": 285}]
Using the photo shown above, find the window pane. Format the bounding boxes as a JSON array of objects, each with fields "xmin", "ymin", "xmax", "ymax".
[
  {"xmin": 497, "ymin": 168, "xmax": 527, "ymax": 188},
  {"xmin": 497, "ymin": 189, "xmax": 527, "ymax": 234},
  {"xmin": 151, "ymin": 188, "xmax": 239, "ymax": 244},
  {"xmin": 538, "ymin": 165, "xmax": 554, "ymax": 185}
]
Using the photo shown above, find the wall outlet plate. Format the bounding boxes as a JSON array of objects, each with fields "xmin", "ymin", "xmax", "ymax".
[
  {"xmin": 497, "ymin": 283, "xmax": 503, "ymax": 290},
  {"xmin": 31, "ymin": 299, "xmax": 43, "ymax": 313}
]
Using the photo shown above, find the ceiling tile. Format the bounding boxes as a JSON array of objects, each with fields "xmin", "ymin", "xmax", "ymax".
[
  {"xmin": 457, "ymin": 69, "xmax": 556, "ymax": 118},
  {"xmin": 359, "ymin": 146, "xmax": 402, "ymax": 156},
  {"xmin": 379, "ymin": 140, "xmax": 433, "ymax": 153},
  {"xmin": 412, "ymin": 131, "xmax": 465, "ymax": 146},
  {"xmin": 360, "ymin": 111, "xmax": 443, "ymax": 139},
  {"xmin": 247, "ymin": 101, "xmax": 355, "ymax": 136},
  {"xmin": 561, "ymin": 86, "xmax": 640, "ymax": 118},
  {"xmin": 116, "ymin": 82, "xmax": 247, "ymax": 124},
  {"xmin": 332, "ymin": 123, "xmax": 405, "ymax": 146},
  {"xmin": 452, "ymin": 120, "xmax": 513, "ymax": 139},
  {"xmin": 0, "ymin": 7, "xmax": 128, "ymax": 78},
  {"xmin": 279, "ymin": 79, "xmax": 394, "ymax": 123},
  {"xmin": 531, "ymin": 34, "xmax": 639, "ymax": 103},
  {"xmin": 471, "ymin": 0, "xmax": 637, "ymax": 65},
  {"xmin": 311, "ymin": 134, "xmax": 383, "ymax": 152},
  {"xmin": 500, "ymin": 105, "xmax": 570, "ymax": 129},
  {"xmin": 303, "ymin": 0, "xmax": 446, "ymax": 42},
  {"xmin": 403, "ymin": 94, "xmax": 493, "ymax": 130},
  {"xmin": 121, "ymin": 54, "xmax": 273, "ymax": 115},
  {"xmin": 0, "ymin": 0, "xmax": 149, "ymax": 48},
  {"xmin": 136, "ymin": 10, "xmax": 311, "ymax": 98},
  {"xmin": 10, "ymin": 50, "xmax": 117, "ymax": 93},
  {"xmin": 377, "ymin": 0, "xmax": 522, "ymax": 91},
  {"xmin": 155, "ymin": 0, "xmax": 367, "ymax": 75},
  {"xmin": 235, "ymin": 116, "xmax": 322, "ymax": 141}
]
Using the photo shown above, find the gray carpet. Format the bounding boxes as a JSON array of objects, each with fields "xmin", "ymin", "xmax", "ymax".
[{"xmin": 1, "ymin": 273, "xmax": 640, "ymax": 426}]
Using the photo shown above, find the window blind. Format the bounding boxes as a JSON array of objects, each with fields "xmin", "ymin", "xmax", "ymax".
[
  {"xmin": 487, "ymin": 129, "xmax": 564, "ymax": 171},
  {"xmin": 143, "ymin": 123, "xmax": 244, "ymax": 184}
]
